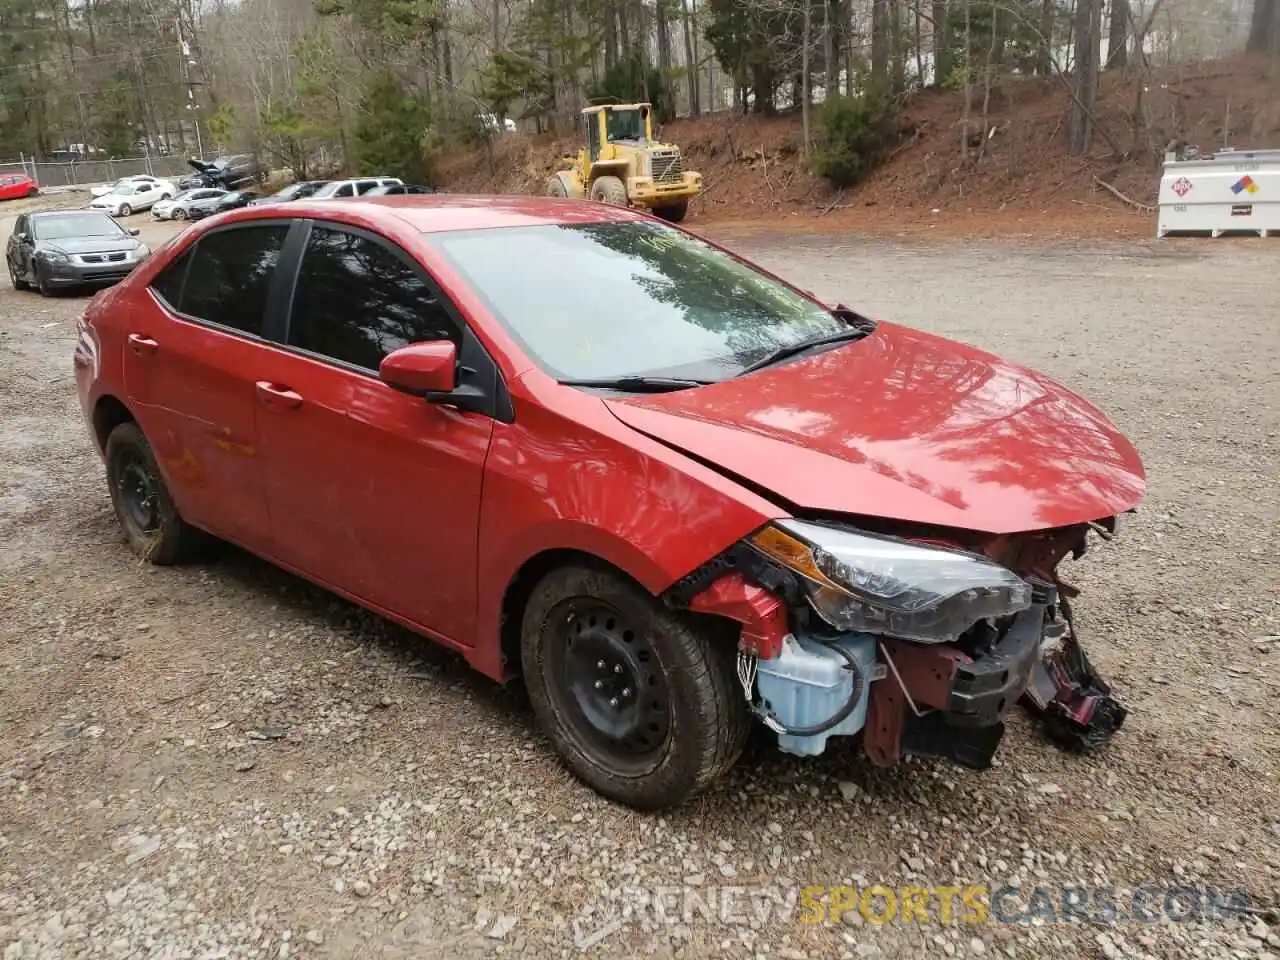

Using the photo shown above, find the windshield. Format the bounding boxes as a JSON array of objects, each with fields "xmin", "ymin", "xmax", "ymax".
[
  {"xmin": 607, "ymin": 109, "xmax": 645, "ymax": 142},
  {"xmin": 34, "ymin": 213, "xmax": 125, "ymax": 241},
  {"xmin": 426, "ymin": 221, "xmax": 845, "ymax": 381}
]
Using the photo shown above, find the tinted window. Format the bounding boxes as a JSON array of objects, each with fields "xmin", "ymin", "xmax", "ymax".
[
  {"xmin": 288, "ymin": 226, "xmax": 458, "ymax": 370},
  {"xmin": 150, "ymin": 249, "xmax": 191, "ymax": 308},
  {"xmin": 180, "ymin": 225, "xmax": 289, "ymax": 334},
  {"xmin": 334, "ymin": 184, "xmax": 354, "ymax": 197},
  {"xmin": 426, "ymin": 221, "xmax": 843, "ymax": 381}
]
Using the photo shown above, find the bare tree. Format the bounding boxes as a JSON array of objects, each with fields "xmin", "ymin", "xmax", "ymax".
[
  {"xmin": 1107, "ymin": 0, "xmax": 1128, "ymax": 67},
  {"xmin": 1069, "ymin": 0, "xmax": 1102, "ymax": 154}
]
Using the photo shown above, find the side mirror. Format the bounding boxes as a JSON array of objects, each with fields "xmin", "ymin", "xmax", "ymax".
[
  {"xmin": 128, "ymin": 228, "xmax": 140, "ymax": 236},
  {"xmin": 379, "ymin": 341, "xmax": 458, "ymax": 396},
  {"xmin": 16, "ymin": 233, "xmax": 29, "ymax": 244}
]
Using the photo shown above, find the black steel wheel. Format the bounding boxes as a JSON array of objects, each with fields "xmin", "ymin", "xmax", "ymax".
[
  {"xmin": 104, "ymin": 422, "xmax": 204, "ymax": 564},
  {"xmin": 545, "ymin": 598, "xmax": 672, "ymax": 771},
  {"xmin": 521, "ymin": 564, "xmax": 748, "ymax": 810}
]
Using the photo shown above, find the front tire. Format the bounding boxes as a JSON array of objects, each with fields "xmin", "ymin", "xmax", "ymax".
[
  {"xmin": 174, "ymin": 208, "xmax": 187, "ymax": 221},
  {"xmin": 521, "ymin": 564, "xmax": 748, "ymax": 810},
  {"xmin": 34, "ymin": 266, "xmax": 51, "ymax": 297},
  {"xmin": 105, "ymin": 422, "xmax": 203, "ymax": 565},
  {"xmin": 653, "ymin": 201, "xmax": 689, "ymax": 223},
  {"xmin": 7, "ymin": 259, "xmax": 28, "ymax": 291},
  {"xmin": 118, "ymin": 203, "xmax": 132, "ymax": 217},
  {"xmin": 546, "ymin": 176, "xmax": 569, "ymax": 198},
  {"xmin": 589, "ymin": 175, "xmax": 628, "ymax": 206}
]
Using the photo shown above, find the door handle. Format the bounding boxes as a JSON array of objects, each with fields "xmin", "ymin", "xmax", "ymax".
[
  {"xmin": 255, "ymin": 381, "xmax": 303, "ymax": 410},
  {"xmin": 127, "ymin": 333, "xmax": 158, "ymax": 356}
]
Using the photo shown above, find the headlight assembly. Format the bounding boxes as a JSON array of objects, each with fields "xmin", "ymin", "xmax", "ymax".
[
  {"xmin": 38, "ymin": 249, "xmax": 70, "ymax": 263},
  {"xmin": 747, "ymin": 519, "xmax": 1032, "ymax": 643}
]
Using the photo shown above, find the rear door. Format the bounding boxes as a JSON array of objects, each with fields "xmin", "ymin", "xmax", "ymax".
[
  {"xmin": 123, "ymin": 221, "xmax": 298, "ymax": 550},
  {"xmin": 255, "ymin": 220, "xmax": 496, "ymax": 643}
]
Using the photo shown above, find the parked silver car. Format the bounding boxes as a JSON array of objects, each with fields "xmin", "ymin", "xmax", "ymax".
[{"xmin": 151, "ymin": 188, "xmax": 230, "ymax": 221}]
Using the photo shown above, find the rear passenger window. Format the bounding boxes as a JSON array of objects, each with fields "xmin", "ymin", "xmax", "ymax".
[
  {"xmin": 287, "ymin": 226, "xmax": 459, "ymax": 371},
  {"xmin": 150, "ymin": 249, "xmax": 191, "ymax": 308},
  {"xmin": 179, "ymin": 225, "xmax": 289, "ymax": 335}
]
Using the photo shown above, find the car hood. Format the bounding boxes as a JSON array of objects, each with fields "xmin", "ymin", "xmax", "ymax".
[
  {"xmin": 603, "ymin": 322, "xmax": 1145, "ymax": 534},
  {"xmin": 41, "ymin": 237, "xmax": 137, "ymax": 255}
]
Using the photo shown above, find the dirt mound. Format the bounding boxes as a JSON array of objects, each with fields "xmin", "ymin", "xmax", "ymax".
[{"xmin": 435, "ymin": 56, "xmax": 1280, "ymax": 238}]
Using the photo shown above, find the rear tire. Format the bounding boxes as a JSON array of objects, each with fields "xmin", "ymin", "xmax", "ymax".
[
  {"xmin": 105, "ymin": 422, "xmax": 204, "ymax": 565},
  {"xmin": 520, "ymin": 564, "xmax": 749, "ymax": 810},
  {"xmin": 589, "ymin": 176, "xmax": 628, "ymax": 206},
  {"xmin": 653, "ymin": 201, "xmax": 688, "ymax": 223}
]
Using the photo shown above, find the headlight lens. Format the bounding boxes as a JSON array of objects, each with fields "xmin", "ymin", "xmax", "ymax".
[
  {"xmin": 748, "ymin": 519, "xmax": 1032, "ymax": 642},
  {"xmin": 39, "ymin": 249, "xmax": 70, "ymax": 263}
]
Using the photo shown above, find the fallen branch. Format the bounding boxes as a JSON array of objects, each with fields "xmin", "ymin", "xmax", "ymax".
[
  {"xmin": 820, "ymin": 188, "xmax": 846, "ymax": 215},
  {"xmin": 760, "ymin": 145, "xmax": 779, "ymax": 206},
  {"xmin": 1092, "ymin": 175, "xmax": 1155, "ymax": 213}
]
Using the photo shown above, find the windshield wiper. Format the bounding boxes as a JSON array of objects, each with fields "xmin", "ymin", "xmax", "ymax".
[
  {"xmin": 557, "ymin": 376, "xmax": 714, "ymax": 393},
  {"xmin": 738, "ymin": 309, "xmax": 877, "ymax": 376}
]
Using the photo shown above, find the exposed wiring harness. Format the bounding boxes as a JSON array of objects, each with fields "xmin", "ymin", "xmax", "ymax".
[{"xmin": 738, "ymin": 637, "xmax": 866, "ymax": 737}]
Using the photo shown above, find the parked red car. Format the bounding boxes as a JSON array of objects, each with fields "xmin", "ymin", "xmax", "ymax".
[
  {"xmin": 73, "ymin": 196, "xmax": 1145, "ymax": 809},
  {"xmin": 0, "ymin": 173, "xmax": 39, "ymax": 201}
]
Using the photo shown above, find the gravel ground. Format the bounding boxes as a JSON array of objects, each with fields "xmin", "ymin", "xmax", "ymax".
[{"xmin": 1, "ymin": 210, "xmax": 1278, "ymax": 960}]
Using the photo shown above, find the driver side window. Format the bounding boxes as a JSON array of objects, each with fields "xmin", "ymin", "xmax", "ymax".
[{"xmin": 286, "ymin": 225, "xmax": 460, "ymax": 372}]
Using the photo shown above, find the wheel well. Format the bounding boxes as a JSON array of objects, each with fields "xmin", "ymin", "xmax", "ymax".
[
  {"xmin": 92, "ymin": 395, "xmax": 135, "ymax": 452},
  {"xmin": 499, "ymin": 548, "xmax": 648, "ymax": 679},
  {"xmin": 497, "ymin": 548, "xmax": 739, "ymax": 680}
]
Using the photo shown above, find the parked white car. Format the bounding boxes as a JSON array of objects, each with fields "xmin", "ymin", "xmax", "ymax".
[
  {"xmin": 151, "ymin": 188, "xmax": 229, "ymax": 221},
  {"xmin": 309, "ymin": 177, "xmax": 403, "ymax": 199},
  {"xmin": 88, "ymin": 178, "xmax": 177, "ymax": 216},
  {"xmin": 89, "ymin": 175, "xmax": 170, "ymax": 200}
]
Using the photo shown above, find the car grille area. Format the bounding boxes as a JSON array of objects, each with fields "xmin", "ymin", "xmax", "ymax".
[
  {"xmin": 77, "ymin": 252, "xmax": 128, "ymax": 264},
  {"xmin": 649, "ymin": 150, "xmax": 684, "ymax": 184}
]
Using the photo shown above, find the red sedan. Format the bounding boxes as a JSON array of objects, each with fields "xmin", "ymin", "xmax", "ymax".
[
  {"xmin": 73, "ymin": 196, "xmax": 1145, "ymax": 809},
  {"xmin": 0, "ymin": 173, "xmax": 39, "ymax": 201}
]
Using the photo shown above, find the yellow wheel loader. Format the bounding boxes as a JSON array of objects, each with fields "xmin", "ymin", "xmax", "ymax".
[{"xmin": 545, "ymin": 102, "xmax": 702, "ymax": 223}]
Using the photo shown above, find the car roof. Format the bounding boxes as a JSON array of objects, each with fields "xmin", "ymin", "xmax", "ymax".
[
  {"xmin": 239, "ymin": 194, "xmax": 649, "ymax": 234},
  {"xmin": 30, "ymin": 209, "xmax": 113, "ymax": 219}
]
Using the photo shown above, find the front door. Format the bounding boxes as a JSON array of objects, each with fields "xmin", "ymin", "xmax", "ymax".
[
  {"xmin": 122, "ymin": 221, "xmax": 292, "ymax": 550},
  {"xmin": 256, "ymin": 221, "xmax": 493, "ymax": 645}
]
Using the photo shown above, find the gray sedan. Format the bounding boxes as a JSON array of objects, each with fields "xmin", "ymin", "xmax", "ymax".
[
  {"xmin": 151, "ymin": 188, "xmax": 229, "ymax": 221},
  {"xmin": 6, "ymin": 210, "xmax": 151, "ymax": 296}
]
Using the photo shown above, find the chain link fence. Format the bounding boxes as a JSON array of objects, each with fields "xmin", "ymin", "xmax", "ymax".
[{"xmin": 0, "ymin": 154, "xmax": 194, "ymax": 190}]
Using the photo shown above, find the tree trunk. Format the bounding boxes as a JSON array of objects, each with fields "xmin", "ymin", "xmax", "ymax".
[
  {"xmin": 1068, "ymin": 0, "xmax": 1102, "ymax": 155},
  {"xmin": 681, "ymin": 0, "xmax": 700, "ymax": 115},
  {"xmin": 1036, "ymin": 0, "xmax": 1053, "ymax": 75},
  {"xmin": 960, "ymin": 0, "xmax": 971, "ymax": 162},
  {"xmin": 1106, "ymin": 0, "xmax": 1128, "ymax": 68},
  {"xmin": 932, "ymin": 0, "xmax": 950, "ymax": 87},
  {"xmin": 889, "ymin": 0, "xmax": 905, "ymax": 91},
  {"xmin": 871, "ymin": 0, "xmax": 891, "ymax": 84},
  {"xmin": 824, "ymin": 0, "xmax": 837, "ymax": 94},
  {"xmin": 605, "ymin": 1, "xmax": 618, "ymax": 70},
  {"xmin": 802, "ymin": 0, "xmax": 812, "ymax": 154},
  {"xmin": 1246, "ymin": 0, "xmax": 1278, "ymax": 54},
  {"xmin": 656, "ymin": 0, "xmax": 674, "ymax": 112}
]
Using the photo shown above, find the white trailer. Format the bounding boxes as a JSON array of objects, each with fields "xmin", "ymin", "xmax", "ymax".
[{"xmin": 1156, "ymin": 147, "xmax": 1280, "ymax": 239}]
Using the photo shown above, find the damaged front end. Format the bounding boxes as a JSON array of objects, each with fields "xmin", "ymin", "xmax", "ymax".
[{"xmin": 665, "ymin": 516, "xmax": 1128, "ymax": 771}]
